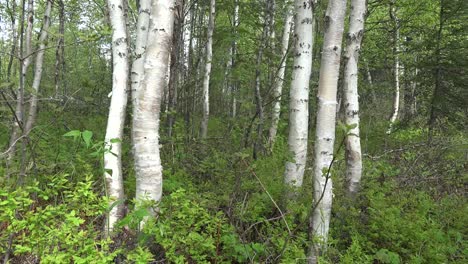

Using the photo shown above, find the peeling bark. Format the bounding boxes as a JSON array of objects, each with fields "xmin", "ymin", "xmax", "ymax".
[{"xmin": 133, "ymin": 0, "xmax": 176, "ymax": 227}]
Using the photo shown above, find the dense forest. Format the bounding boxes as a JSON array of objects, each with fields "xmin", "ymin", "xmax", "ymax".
[{"xmin": 0, "ymin": 0, "xmax": 466, "ymax": 263}]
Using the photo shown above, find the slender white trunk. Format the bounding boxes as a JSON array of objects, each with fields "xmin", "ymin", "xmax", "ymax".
[
  {"xmin": 231, "ymin": 0, "xmax": 239, "ymax": 118},
  {"xmin": 343, "ymin": 0, "xmax": 366, "ymax": 196},
  {"xmin": 130, "ymin": 0, "xmax": 151, "ymax": 104},
  {"xmin": 8, "ymin": 0, "xmax": 34, "ymax": 163},
  {"xmin": 133, "ymin": 0, "xmax": 176, "ymax": 226},
  {"xmin": 268, "ymin": 0, "xmax": 293, "ymax": 148},
  {"xmin": 310, "ymin": 0, "xmax": 346, "ymax": 258},
  {"xmin": 284, "ymin": 0, "xmax": 314, "ymax": 187},
  {"xmin": 24, "ymin": 0, "xmax": 53, "ymax": 135},
  {"xmin": 183, "ymin": 0, "xmax": 191, "ymax": 74},
  {"xmin": 387, "ymin": 1, "xmax": 400, "ymax": 134},
  {"xmin": 200, "ymin": 0, "xmax": 215, "ymax": 138},
  {"xmin": 103, "ymin": 0, "xmax": 129, "ymax": 235}
]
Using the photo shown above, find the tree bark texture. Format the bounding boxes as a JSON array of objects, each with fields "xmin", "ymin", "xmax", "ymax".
[
  {"xmin": 103, "ymin": 0, "xmax": 130, "ymax": 234},
  {"xmin": 310, "ymin": 0, "xmax": 346, "ymax": 258},
  {"xmin": 284, "ymin": 0, "xmax": 314, "ymax": 188}
]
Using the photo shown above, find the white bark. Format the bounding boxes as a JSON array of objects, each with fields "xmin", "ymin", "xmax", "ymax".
[
  {"xmin": 133, "ymin": 0, "xmax": 176, "ymax": 226},
  {"xmin": 311, "ymin": 0, "xmax": 347, "ymax": 256},
  {"xmin": 130, "ymin": 0, "xmax": 151, "ymax": 104},
  {"xmin": 343, "ymin": 0, "xmax": 366, "ymax": 195},
  {"xmin": 103, "ymin": 0, "xmax": 129, "ymax": 234},
  {"xmin": 8, "ymin": 0, "xmax": 34, "ymax": 163},
  {"xmin": 183, "ymin": 0, "xmax": 191, "ymax": 73},
  {"xmin": 387, "ymin": 1, "xmax": 400, "ymax": 134},
  {"xmin": 24, "ymin": 0, "xmax": 53, "ymax": 135},
  {"xmin": 231, "ymin": 0, "xmax": 239, "ymax": 118},
  {"xmin": 200, "ymin": 0, "xmax": 215, "ymax": 139},
  {"xmin": 284, "ymin": 0, "xmax": 314, "ymax": 187},
  {"xmin": 268, "ymin": 0, "xmax": 293, "ymax": 147}
]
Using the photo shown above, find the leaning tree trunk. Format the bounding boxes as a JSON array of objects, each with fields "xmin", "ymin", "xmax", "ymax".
[
  {"xmin": 103, "ymin": 0, "xmax": 129, "ymax": 235},
  {"xmin": 343, "ymin": 0, "xmax": 366, "ymax": 196},
  {"xmin": 267, "ymin": 0, "xmax": 294, "ymax": 148},
  {"xmin": 283, "ymin": 0, "xmax": 314, "ymax": 188},
  {"xmin": 387, "ymin": 0, "xmax": 400, "ymax": 134},
  {"xmin": 200, "ymin": 0, "xmax": 216, "ymax": 138},
  {"xmin": 24, "ymin": 0, "xmax": 53, "ymax": 135},
  {"xmin": 133, "ymin": 0, "xmax": 176, "ymax": 227},
  {"xmin": 310, "ymin": 0, "xmax": 346, "ymax": 260},
  {"xmin": 7, "ymin": 0, "xmax": 33, "ymax": 165}
]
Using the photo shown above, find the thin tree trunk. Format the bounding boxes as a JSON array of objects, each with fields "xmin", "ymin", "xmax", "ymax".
[
  {"xmin": 363, "ymin": 57, "xmax": 377, "ymax": 103},
  {"xmin": 231, "ymin": 0, "xmax": 239, "ymax": 118},
  {"xmin": 284, "ymin": 0, "xmax": 314, "ymax": 187},
  {"xmin": 103, "ymin": 0, "xmax": 129, "ymax": 235},
  {"xmin": 310, "ymin": 0, "xmax": 346, "ymax": 260},
  {"xmin": 130, "ymin": 0, "xmax": 150, "ymax": 105},
  {"xmin": 428, "ymin": 0, "xmax": 444, "ymax": 140},
  {"xmin": 24, "ymin": 0, "xmax": 53, "ymax": 135},
  {"xmin": 268, "ymin": 0, "xmax": 293, "ymax": 148},
  {"xmin": 7, "ymin": 0, "xmax": 33, "ymax": 165},
  {"xmin": 133, "ymin": 0, "xmax": 176, "ymax": 227},
  {"xmin": 54, "ymin": 0, "xmax": 65, "ymax": 98},
  {"xmin": 4, "ymin": 0, "xmax": 18, "ymax": 168},
  {"xmin": 343, "ymin": 0, "xmax": 366, "ymax": 196},
  {"xmin": 200, "ymin": 0, "xmax": 215, "ymax": 138},
  {"xmin": 387, "ymin": 0, "xmax": 400, "ymax": 134}
]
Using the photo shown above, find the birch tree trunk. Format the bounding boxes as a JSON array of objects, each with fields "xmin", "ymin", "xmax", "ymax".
[
  {"xmin": 231, "ymin": 0, "xmax": 239, "ymax": 118},
  {"xmin": 130, "ymin": 0, "xmax": 150, "ymax": 105},
  {"xmin": 200, "ymin": 0, "xmax": 215, "ymax": 139},
  {"xmin": 4, "ymin": 0, "xmax": 18, "ymax": 168},
  {"xmin": 24, "ymin": 0, "xmax": 53, "ymax": 135},
  {"xmin": 310, "ymin": 0, "xmax": 346, "ymax": 259},
  {"xmin": 103, "ymin": 0, "xmax": 129, "ymax": 235},
  {"xmin": 133, "ymin": 0, "xmax": 175, "ymax": 226},
  {"xmin": 7, "ymin": 0, "xmax": 33, "ymax": 164},
  {"xmin": 387, "ymin": 1, "xmax": 400, "ymax": 134},
  {"xmin": 343, "ymin": 0, "xmax": 366, "ymax": 196},
  {"xmin": 267, "ymin": 0, "xmax": 293, "ymax": 148},
  {"xmin": 284, "ymin": 0, "xmax": 314, "ymax": 188}
]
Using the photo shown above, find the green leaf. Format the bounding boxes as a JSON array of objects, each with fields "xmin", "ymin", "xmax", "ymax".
[
  {"xmin": 63, "ymin": 130, "xmax": 81, "ymax": 138},
  {"xmin": 82, "ymin": 130, "xmax": 93, "ymax": 148},
  {"xmin": 110, "ymin": 138, "xmax": 121, "ymax": 144}
]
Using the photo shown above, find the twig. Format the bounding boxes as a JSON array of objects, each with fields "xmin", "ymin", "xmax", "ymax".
[{"xmin": 241, "ymin": 158, "xmax": 291, "ymax": 234}]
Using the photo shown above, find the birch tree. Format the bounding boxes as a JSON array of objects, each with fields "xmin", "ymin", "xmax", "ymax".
[
  {"xmin": 268, "ymin": 0, "xmax": 294, "ymax": 148},
  {"xmin": 103, "ymin": 0, "xmax": 129, "ymax": 234},
  {"xmin": 133, "ymin": 0, "xmax": 176, "ymax": 225},
  {"xmin": 310, "ymin": 0, "xmax": 347, "ymax": 258},
  {"xmin": 24, "ymin": 0, "xmax": 53, "ymax": 135},
  {"xmin": 7, "ymin": 0, "xmax": 34, "ymax": 164},
  {"xmin": 130, "ymin": 0, "xmax": 150, "ymax": 105},
  {"xmin": 343, "ymin": 0, "xmax": 366, "ymax": 195},
  {"xmin": 387, "ymin": 0, "xmax": 400, "ymax": 134},
  {"xmin": 284, "ymin": 0, "xmax": 314, "ymax": 188},
  {"xmin": 200, "ymin": 0, "xmax": 215, "ymax": 138}
]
